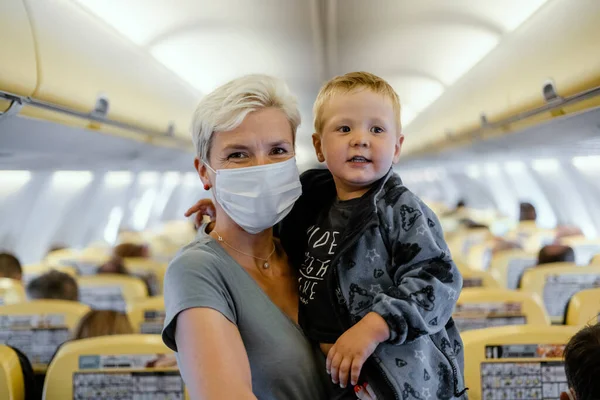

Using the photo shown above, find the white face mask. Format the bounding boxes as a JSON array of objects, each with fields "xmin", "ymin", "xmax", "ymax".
[{"xmin": 205, "ymin": 157, "xmax": 302, "ymax": 234}]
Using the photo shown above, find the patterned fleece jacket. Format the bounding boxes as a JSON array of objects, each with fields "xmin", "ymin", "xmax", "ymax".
[{"xmin": 278, "ymin": 168, "xmax": 468, "ymax": 400}]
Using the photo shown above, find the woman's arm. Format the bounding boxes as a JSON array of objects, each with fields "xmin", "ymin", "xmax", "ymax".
[{"xmin": 175, "ymin": 307, "xmax": 257, "ymax": 400}]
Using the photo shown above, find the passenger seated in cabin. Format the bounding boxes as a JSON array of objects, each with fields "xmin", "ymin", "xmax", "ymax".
[
  {"xmin": 46, "ymin": 244, "xmax": 67, "ymax": 255},
  {"xmin": 443, "ymin": 199, "xmax": 466, "ymax": 216},
  {"xmin": 562, "ymin": 322, "xmax": 600, "ymax": 400},
  {"xmin": 98, "ymin": 254, "xmax": 156, "ymax": 296},
  {"xmin": 113, "ymin": 242, "xmax": 150, "ymax": 259},
  {"xmin": 97, "ymin": 255, "xmax": 128, "ymax": 275},
  {"xmin": 519, "ymin": 202, "xmax": 537, "ymax": 222},
  {"xmin": 26, "ymin": 270, "xmax": 79, "ymax": 301},
  {"xmin": 538, "ymin": 244, "xmax": 575, "ymax": 265},
  {"xmin": 73, "ymin": 310, "xmax": 134, "ymax": 339},
  {"xmin": 0, "ymin": 252, "xmax": 22, "ymax": 281}
]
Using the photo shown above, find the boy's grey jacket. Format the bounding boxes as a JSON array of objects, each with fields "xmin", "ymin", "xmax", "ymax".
[{"xmin": 279, "ymin": 168, "xmax": 468, "ymax": 400}]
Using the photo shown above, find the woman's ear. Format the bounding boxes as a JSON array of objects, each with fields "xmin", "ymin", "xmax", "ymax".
[
  {"xmin": 312, "ymin": 133, "xmax": 325, "ymax": 162},
  {"xmin": 194, "ymin": 158, "xmax": 212, "ymax": 189}
]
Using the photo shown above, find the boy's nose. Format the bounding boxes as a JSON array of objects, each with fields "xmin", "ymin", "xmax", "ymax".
[{"xmin": 350, "ymin": 131, "xmax": 370, "ymax": 147}]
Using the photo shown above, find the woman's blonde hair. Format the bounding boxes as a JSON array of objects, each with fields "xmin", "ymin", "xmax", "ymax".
[
  {"xmin": 74, "ymin": 310, "xmax": 134, "ymax": 340},
  {"xmin": 190, "ymin": 74, "xmax": 301, "ymax": 162}
]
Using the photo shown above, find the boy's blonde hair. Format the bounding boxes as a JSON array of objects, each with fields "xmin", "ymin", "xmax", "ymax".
[{"xmin": 313, "ymin": 71, "xmax": 402, "ymax": 134}]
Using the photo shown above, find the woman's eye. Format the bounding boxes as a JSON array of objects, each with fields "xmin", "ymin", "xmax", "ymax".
[
  {"xmin": 371, "ymin": 126, "xmax": 384, "ymax": 134},
  {"xmin": 227, "ymin": 152, "xmax": 248, "ymax": 160},
  {"xmin": 271, "ymin": 147, "xmax": 288, "ymax": 155},
  {"xmin": 337, "ymin": 126, "xmax": 351, "ymax": 133}
]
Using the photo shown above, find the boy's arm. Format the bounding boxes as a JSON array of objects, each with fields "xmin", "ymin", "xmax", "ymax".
[{"xmin": 370, "ymin": 192, "xmax": 463, "ymax": 345}]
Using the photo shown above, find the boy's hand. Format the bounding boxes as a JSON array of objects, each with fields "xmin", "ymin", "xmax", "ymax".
[
  {"xmin": 184, "ymin": 199, "xmax": 216, "ymax": 230},
  {"xmin": 326, "ymin": 312, "xmax": 390, "ymax": 388}
]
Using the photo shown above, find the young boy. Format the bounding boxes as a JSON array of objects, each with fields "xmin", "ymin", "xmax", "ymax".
[
  {"xmin": 187, "ymin": 72, "xmax": 467, "ymax": 399},
  {"xmin": 562, "ymin": 322, "xmax": 600, "ymax": 400},
  {"xmin": 278, "ymin": 72, "xmax": 467, "ymax": 399}
]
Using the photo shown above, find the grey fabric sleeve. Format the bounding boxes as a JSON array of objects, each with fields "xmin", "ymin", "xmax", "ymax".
[{"xmin": 162, "ymin": 246, "xmax": 237, "ymax": 351}]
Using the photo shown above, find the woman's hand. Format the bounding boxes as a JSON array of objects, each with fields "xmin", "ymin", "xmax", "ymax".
[
  {"xmin": 326, "ymin": 312, "xmax": 389, "ymax": 388},
  {"xmin": 185, "ymin": 199, "xmax": 217, "ymax": 230}
]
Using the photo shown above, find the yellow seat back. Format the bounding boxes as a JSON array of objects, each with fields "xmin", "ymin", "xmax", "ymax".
[
  {"xmin": 46, "ymin": 250, "xmax": 110, "ymax": 276},
  {"xmin": 43, "ymin": 335, "xmax": 187, "ymax": 399},
  {"xmin": 559, "ymin": 237, "xmax": 600, "ymax": 265},
  {"xmin": 488, "ymin": 250, "xmax": 538, "ymax": 289},
  {"xmin": 520, "ymin": 264, "xmax": 600, "ymax": 323},
  {"xmin": 462, "ymin": 325, "xmax": 579, "ymax": 400},
  {"xmin": 21, "ymin": 264, "xmax": 78, "ymax": 285},
  {"xmin": 0, "ymin": 279, "xmax": 26, "ymax": 305},
  {"xmin": 591, "ymin": 253, "xmax": 600, "ymax": 264},
  {"xmin": 454, "ymin": 289, "xmax": 549, "ymax": 332},
  {"xmin": 123, "ymin": 258, "xmax": 167, "ymax": 295},
  {"xmin": 465, "ymin": 242, "xmax": 494, "ymax": 271},
  {"xmin": 447, "ymin": 228, "xmax": 491, "ymax": 262},
  {"xmin": 0, "ymin": 345, "xmax": 25, "ymax": 400},
  {"xmin": 461, "ymin": 268, "xmax": 500, "ymax": 289},
  {"xmin": 565, "ymin": 288, "xmax": 600, "ymax": 326},
  {"xmin": 0, "ymin": 300, "xmax": 90, "ymax": 372},
  {"xmin": 127, "ymin": 297, "xmax": 165, "ymax": 334},
  {"xmin": 506, "ymin": 222, "xmax": 555, "ymax": 253},
  {"xmin": 77, "ymin": 275, "xmax": 148, "ymax": 312}
]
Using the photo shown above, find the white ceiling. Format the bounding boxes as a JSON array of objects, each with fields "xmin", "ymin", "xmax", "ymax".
[{"xmin": 71, "ymin": 0, "xmax": 550, "ymax": 167}]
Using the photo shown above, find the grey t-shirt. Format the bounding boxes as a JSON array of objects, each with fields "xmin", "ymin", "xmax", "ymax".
[{"xmin": 162, "ymin": 234, "xmax": 329, "ymax": 400}]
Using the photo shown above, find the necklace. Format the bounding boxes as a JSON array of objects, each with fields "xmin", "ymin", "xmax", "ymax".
[{"xmin": 212, "ymin": 230, "xmax": 276, "ymax": 269}]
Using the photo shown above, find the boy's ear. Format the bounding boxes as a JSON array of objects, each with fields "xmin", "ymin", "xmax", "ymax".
[
  {"xmin": 194, "ymin": 157, "xmax": 212, "ymax": 189},
  {"xmin": 312, "ymin": 133, "xmax": 325, "ymax": 162},
  {"xmin": 392, "ymin": 134, "xmax": 404, "ymax": 164}
]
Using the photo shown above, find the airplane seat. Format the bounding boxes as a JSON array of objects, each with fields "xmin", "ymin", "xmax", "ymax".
[
  {"xmin": 506, "ymin": 223, "xmax": 556, "ymax": 253},
  {"xmin": 0, "ymin": 345, "xmax": 26, "ymax": 400},
  {"xmin": 565, "ymin": 288, "xmax": 600, "ymax": 326},
  {"xmin": 461, "ymin": 325, "xmax": 579, "ymax": 400},
  {"xmin": 122, "ymin": 258, "xmax": 167, "ymax": 295},
  {"xmin": 558, "ymin": 237, "xmax": 600, "ymax": 266},
  {"xmin": 0, "ymin": 279, "xmax": 26, "ymax": 305},
  {"xmin": 465, "ymin": 242, "xmax": 494, "ymax": 271},
  {"xmin": 77, "ymin": 275, "xmax": 149, "ymax": 313},
  {"xmin": 42, "ymin": 335, "xmax": 187, "ymax": 399},
  {"xmin": 448, "ymin": 228, "xmax": 492, "ymax": 261},
  {"xmin": 0, "ymin": 300, "xmax": 90, "ymax": 373},
  {"xmin": 454, "ymin": 288, "xmax": 549, "ymax": 332},
  {"xmin": 461, "ymin": 268, "xmax": 501, "ymax": 289},
  {"xmin": 21, "ymin": 264, "xmax": 78, "ymax": 286},
  {"xmin": 127, "ymin": 296, "xmax": 165, "ymax": 334},
  {"xmin": 488, "ymin": 249, "xmax": 537, "ymax": 289},
  {"xmin": 46, "ymin": 251, "xmax": 110, "ymax": 276},
  {"xmin": 520, "ymin": 264, "xmax": 600, "ymax": 324}
]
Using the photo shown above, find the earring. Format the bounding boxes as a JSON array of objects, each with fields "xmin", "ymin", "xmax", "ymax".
[{"xmin": 204, "ymin": 184, "xmax": 210, "ymax": 191}]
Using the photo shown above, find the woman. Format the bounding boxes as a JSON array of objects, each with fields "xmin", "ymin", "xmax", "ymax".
[{"xmin": 162, "ymin": 74, "xmax": 334, "ymax": 400}]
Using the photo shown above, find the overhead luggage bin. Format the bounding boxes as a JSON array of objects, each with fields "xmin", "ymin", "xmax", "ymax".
[
  {"xmin": 0, "ymin": 0, "xmax": 37, "ymax": 99},
  {"xmin": 12, "ymin": 0, "xmax": 198, "ymax": 141},
  {"xmin": 403, "ymin": 0, "xmax": 600, "ymax": 156}
]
